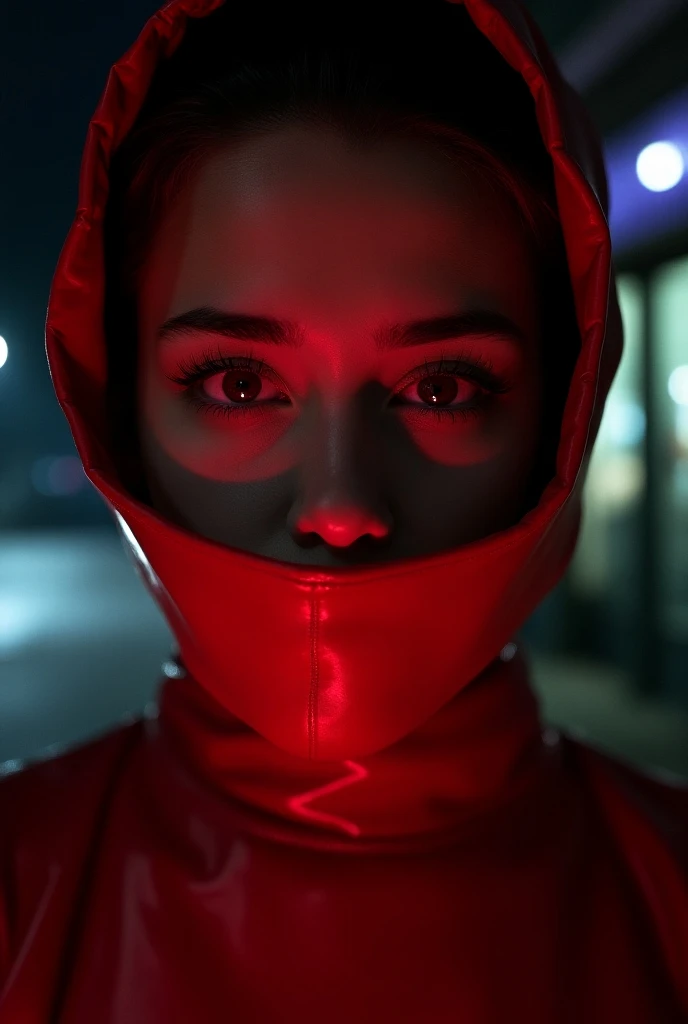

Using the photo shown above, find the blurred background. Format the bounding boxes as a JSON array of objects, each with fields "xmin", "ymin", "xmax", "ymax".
[{"xmin": 1, "ymin": 0, "xmax": 687, "ymax": 780}]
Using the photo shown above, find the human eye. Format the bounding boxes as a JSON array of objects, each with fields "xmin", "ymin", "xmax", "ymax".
[
  {"xmin": 390, "ymin": 350, "xmax": 514, "ymax": 426},
  {"xmin": 164, "ymin": 347, "xmax": 290, "ymax": 422}
]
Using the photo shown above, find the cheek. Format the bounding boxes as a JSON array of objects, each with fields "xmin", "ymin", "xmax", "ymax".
[
  {"xmin": 400, "ymin": 403, "xmax": 517, "ymax": 467},
  {"xmin": 399, "ymin": 392, "xmax": 543, "ymax": 540},
  {"xmin": 142, "ymin": 374, "xmax": 298, "ymax": 483},
  {"xmin": 400, "ymin": 371, "xmax": 542, "ymax": 470}
]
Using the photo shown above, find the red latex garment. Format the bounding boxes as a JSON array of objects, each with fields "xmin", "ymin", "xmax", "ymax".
[{"xmin": 1, "ymin": 0, "xmax": 687, "ymax": 1021}]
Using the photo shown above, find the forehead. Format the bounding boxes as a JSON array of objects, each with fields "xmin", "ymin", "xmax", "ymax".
[{"xmin": 142, "ymin": 126, "xmax": 539, "ymax": 330}]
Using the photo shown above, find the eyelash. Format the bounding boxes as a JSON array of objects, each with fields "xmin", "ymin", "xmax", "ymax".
[{"xmin": 164, "ymin": 345, "xmax": 514, "ymax": 425}]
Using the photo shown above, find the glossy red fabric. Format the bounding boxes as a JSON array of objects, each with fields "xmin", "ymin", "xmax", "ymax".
[{"xmin": 2, "ymin": 0, "xmax": 687, "ymax": 1020}]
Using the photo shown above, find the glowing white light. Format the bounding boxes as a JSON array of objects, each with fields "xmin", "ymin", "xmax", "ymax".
[
  {"xmin": 0, "ymin": 595, "xmax": 36, "ymax": 653},
  {"xmin": 605, "ymin": 397, "xmax": 646, "ymax": 446},
  {"xmin": 636, "ymin": 141, "xmax": 685, "ymax": 192},
  {"xmin": 668, "ymin": 365, "xmax": 688, "ymax": 406},
  {"xmin": 0, "ymin": 336, "xmax": 7, "ymax": 369},
  {"xmin": 500, "ymin": 641, "xmax": 518, "ymax": 662}
]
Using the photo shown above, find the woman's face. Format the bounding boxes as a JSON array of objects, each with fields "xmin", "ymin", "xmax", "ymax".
[{"xmin": 136, "ymin": 125, "xmax": 544, "ymax": 566}]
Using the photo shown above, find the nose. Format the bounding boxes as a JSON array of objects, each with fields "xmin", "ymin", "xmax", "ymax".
[
  {"xmin": 296, "ymin": 503, "xmax": 391, "ymax": 547},
  {"xmin": 288, "ymin": 403, "xmax": 393, "ymax": 549}
]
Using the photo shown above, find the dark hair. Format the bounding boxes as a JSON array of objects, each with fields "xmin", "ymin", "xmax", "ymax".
[{"xmin": 104, "ymin": 0, "xmax": 580, "ymax": 508}]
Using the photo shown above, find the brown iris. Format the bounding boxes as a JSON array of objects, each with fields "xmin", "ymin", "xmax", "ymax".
[
  {"xmin": 416, "ymin": 375, "xmax": 459, "ymax": 406},
  {"xmin": 222, "ymin": 369, "xmax": 262, "ymax": 403}
]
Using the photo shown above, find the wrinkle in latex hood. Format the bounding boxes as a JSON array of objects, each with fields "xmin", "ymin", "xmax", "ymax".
[{"xmin": 45, "ymin": 0, "xmax": 624, "ymax": 762}]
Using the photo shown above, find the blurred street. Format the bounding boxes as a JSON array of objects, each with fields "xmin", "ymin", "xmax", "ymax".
[{"xmin": 2, "ymin": 528, "xmax": 687, "ymax": 782}]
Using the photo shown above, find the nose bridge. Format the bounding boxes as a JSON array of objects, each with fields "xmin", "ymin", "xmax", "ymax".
[{"xmin": 301, "ymin": 389, "xmax": 376, "ymax": 500}]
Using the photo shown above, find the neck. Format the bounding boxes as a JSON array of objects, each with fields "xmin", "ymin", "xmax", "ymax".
[{"xmin": 148, "ymin": 641, "xmax": 562, "ymax": 855}]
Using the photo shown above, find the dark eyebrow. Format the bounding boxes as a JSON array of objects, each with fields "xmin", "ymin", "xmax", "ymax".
[{"xmin": 156, "ymin": 305, "xmax": 527, "ymax": 351}]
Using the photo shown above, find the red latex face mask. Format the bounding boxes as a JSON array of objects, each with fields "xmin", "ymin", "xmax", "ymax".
[
  {"xmin": 45, "ymin": 0, "xmax": 623, "ymax": 764},
  {"xmin": 137, "ymin": 125, "xmax": 544, "ymax": 567}
]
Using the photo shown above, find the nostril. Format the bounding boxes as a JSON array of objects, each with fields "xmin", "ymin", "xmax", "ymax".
[{"xmin": 292, "ymin": 529, "xmax": 322, "ymax": 549}]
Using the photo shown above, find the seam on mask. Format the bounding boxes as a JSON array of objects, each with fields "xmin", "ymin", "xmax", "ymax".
[{"xmin": 308, "ymin": 588, "xmax": 321, "ymax": 760}]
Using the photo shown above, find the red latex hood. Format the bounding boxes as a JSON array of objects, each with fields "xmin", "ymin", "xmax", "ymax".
[{"xmin": 45, "ymin": 0, "xmax": 622, "ymax": 782}]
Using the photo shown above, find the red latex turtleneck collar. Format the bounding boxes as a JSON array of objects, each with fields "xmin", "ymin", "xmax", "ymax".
[
  {"xmin": 44, "ymin": 0, "xmax": 622, "ymax": 847},
  {"xmin": 146, "ymin": 639, "xmax": 563, "ymax": 852}
]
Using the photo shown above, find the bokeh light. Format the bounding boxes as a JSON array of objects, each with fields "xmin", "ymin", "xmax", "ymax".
[
  {"xmin": 604, "ymin": 396, "xmax": 646, "ymax": 447},
  {"xmin": 635, "ymin": 141, "xmax": 685, "ymax": 192},
  {"xmin": 668, "ymin": 365, "xmax": 688, "ymax": 406},
  {"xmin": 31, "ymin": 455, "xmax": 87, "ymax": 496},
  {"xmin": 0, "ymin": 336, "xmax": 8, "ymax": 369}
]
